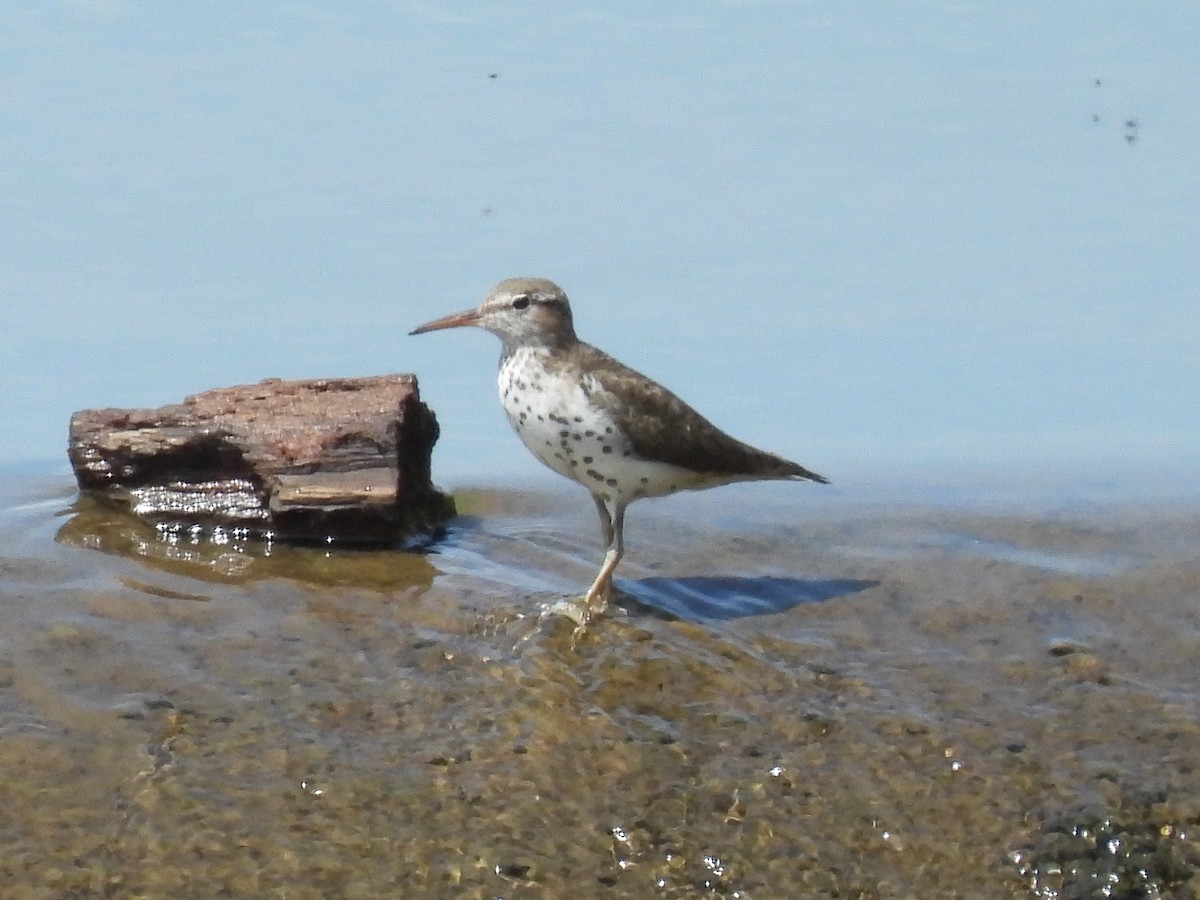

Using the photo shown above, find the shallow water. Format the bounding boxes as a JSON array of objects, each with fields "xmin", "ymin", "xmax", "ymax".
[
  {"xmin": 3, "ymin": 3, "xmax": 1198, "ymax": 894},
  {"xmin": 4, "ymin": 466, "xmax": 1198, "ymax": 898}
]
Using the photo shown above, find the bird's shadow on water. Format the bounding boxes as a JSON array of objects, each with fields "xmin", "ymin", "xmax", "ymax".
[{"xmin": 614, "ymin": 576, "xmax": 879, "ymax": 622}]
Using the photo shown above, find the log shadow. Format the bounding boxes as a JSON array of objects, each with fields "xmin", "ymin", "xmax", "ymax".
[{"xmin": 617, "ymin": 576, "xmax": 879, "ymax": 622}]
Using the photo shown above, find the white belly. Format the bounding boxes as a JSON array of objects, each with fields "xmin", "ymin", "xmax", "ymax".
[{"xmin": 497, "ymin": 349, "xmax": 704, "ymax": 503}]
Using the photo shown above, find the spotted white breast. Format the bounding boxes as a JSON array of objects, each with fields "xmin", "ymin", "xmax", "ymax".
[{"xmin": 498, "ymin": 347, "xmax": 706, "ymax": 502}]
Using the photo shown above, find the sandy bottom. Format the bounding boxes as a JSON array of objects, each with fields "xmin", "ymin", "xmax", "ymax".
[{"xmin": 1, "ymin": 472, "xmax": 1198, "ymax": 898}]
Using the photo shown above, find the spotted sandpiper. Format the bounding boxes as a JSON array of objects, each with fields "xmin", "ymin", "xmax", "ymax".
[{"xmin": 410, "ymin": 278, "xmax": 827, "ymax": 632}]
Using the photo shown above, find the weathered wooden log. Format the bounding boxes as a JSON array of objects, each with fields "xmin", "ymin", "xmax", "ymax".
[{"xmin": 68, "ymin": 374, "xmax": 455, "ymax": 544}]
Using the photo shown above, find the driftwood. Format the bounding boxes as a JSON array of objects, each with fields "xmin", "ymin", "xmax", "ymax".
[{"xmin": 68, "ymin": 375, "xmax": 454, "ymax": 544}]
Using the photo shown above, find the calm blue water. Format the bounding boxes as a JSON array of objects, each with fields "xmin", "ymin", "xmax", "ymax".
[{"xmin": 4, "ymin": 2, "xmax": 1197, "ymax": 489}]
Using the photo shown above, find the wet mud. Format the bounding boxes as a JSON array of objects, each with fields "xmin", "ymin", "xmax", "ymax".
[{"xmin": 1, "ymin": 474, "xmax": 1198, "ymax": 898}]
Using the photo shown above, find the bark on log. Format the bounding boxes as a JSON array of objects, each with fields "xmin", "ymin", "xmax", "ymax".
[{"xmin": 68, "ymin": 375, "xmax": 454, "ymax": 544}]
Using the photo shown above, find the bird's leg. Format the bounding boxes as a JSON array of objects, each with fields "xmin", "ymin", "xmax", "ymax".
[
  {"xmin": 575, "ymin": 499, "xmax": 625, "ymax": 640},
  {"xmin": 549, "ymin": 497, "xmax": 628, "ymax": 645},
  {"xmin": 591, "ymin": 493, "xmax": 614, "ymax": 547}
]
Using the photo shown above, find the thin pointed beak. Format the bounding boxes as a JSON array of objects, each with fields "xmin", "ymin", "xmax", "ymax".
[{"xmin": 408, "ymin": 308, "xmax": 482, "ymax": 336}]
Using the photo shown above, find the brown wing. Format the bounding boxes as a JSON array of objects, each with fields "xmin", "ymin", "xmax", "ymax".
[{"xmin": 570, "ymin": 343, "xmax": 827, "ymax": 483}]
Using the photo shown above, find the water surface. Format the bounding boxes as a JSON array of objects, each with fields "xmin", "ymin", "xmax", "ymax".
[
  {"xmin": 2, "ymin": 2, "xmax": 1198, "ymax": 896},
  {"xmin": 3, "ymin": 1, "xmax": 1197, "ymax": 476},
  {"xmin": 3, "ymin": 466, "xmax": 1198, "ymax": 896}
]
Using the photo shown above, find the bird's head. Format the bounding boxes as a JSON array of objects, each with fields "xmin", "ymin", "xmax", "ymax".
[{"xmin": 410, "ymin": 277, "xmax": 577, "ymax": 351}]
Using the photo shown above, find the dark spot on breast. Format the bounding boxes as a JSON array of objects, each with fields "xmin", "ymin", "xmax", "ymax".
[
  {"xmin": 584, "ymin": 430, "xmax": 595, "ymax": 437},
  {"xmin": 605, "ymin": 477, "xmax": 618, "ymax": 487},
  {"xmin": 573, "ymin": 416, "xmax": 583, "ymax": 423},
  {"xmin": 622, "ymin": 450, "xmax": 631, "ymax": 457},
  {"xmin": 605, "ymin": 426, "xmax": 614, "ymax": 434},
  {"xmin": 583, "ymin": 456, "xmax": 593, "ymax": 464},
  {"xmin": 601, "ymin": 446, "xmax": 613, "ymax": 454},
  {"xmin": 586, "ymin": 469, "xmax": 604, "ymax": 482},
  {"xmin": 559, "ymin": 430, "xmax": 570, "ymax": 438},
  {"xmin": 640, "ymin": 477, "xmax": 649, "ymax": 484}
]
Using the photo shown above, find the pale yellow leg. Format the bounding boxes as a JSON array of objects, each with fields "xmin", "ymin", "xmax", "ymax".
[{"xmin": 571, "ymin": 497, "xmax": 627, "ymax": 643}]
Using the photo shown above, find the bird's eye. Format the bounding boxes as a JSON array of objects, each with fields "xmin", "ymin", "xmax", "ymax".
[{"xmin": 512, "ymin": 296, "xmax": 530, "ymax": 311}]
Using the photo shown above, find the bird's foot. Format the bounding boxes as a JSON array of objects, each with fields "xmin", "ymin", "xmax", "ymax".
[
  {"xmin": 539, "ymin": 585, "xmax": 621, "ymax": 647},
  {"xmin": 540, "ymin": 595, "xmax": 592, "ymax": 627}
]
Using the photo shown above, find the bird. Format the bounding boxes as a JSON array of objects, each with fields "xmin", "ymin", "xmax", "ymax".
[{"xmin": 410, "ymin": 278, "xmax": 827, "ymax": 635}]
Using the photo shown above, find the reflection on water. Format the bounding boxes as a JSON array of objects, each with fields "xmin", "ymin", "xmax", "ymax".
[{"xmin": 56, "ymin": 492, "xmax": 439, "ymax": 590}]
